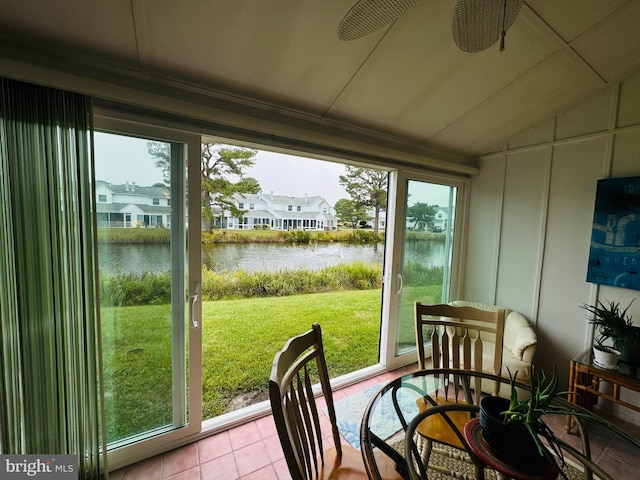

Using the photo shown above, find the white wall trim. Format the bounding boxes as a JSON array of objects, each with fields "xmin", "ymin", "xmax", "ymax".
[
  {"xmin": 532, "ymin": 144, "xmax": 554, "ymax": 328},
  {"xmin": 481, "ymin": 120, "xmax": 640, "ymax": 161},
  {"xmin": 491, "ymin": 155, "xmax": 508, "ymax": 305}
]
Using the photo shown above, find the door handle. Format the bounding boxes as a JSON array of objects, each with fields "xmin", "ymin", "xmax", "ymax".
[
  {"xmin": 397, "ymin": 273, "xmax": 403, "ymax": 295},
  {"xmin": 190, "ymin": 283, "xmax": 199, "ymax": 328}
]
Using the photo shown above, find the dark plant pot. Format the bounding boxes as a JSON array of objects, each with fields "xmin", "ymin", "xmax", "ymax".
[
  {"xmin": 479, "ymin": 396, "xmax": 542, "ymax": 470},
  {"xmin": 615, "ymin": 326, "xmax": 640, "ymax": 366}
]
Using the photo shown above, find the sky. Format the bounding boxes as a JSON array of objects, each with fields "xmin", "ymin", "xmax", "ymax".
[
  {"xmin": 93, "ymin": 132, "xmax": 452, "ymax": 207},
  {"xmin": 244, "ymin": 150, "xmax": 348, "ymax": 205},
  {"xmin": 94, "ymin": 132, "xmax": 165, "ymax": 186},
  {"xmin": 93, "ymin": 133, "xmax": 349, "ymax": 204}
]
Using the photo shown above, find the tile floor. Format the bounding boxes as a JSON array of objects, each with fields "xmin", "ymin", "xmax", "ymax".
[{"xmin": 110, "ymin": 366, "xmax": 640, "ymax": 480}]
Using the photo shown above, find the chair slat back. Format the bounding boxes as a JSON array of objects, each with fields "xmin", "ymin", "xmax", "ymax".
[
  {"xmin": 269, "ymin": 323, "xmax": 341, "ymax": 480},
  {"xmin": 415, "ymin": 302, "xmax": 506, "ymax": 397}
]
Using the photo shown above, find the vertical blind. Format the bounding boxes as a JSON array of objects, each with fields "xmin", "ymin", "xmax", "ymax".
[{"xmin": 0, "ymin": 78, "xmax": 105, "ymax": 478}]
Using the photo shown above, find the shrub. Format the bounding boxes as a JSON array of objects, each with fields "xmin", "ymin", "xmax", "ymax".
[
  {"xmin": 348, "ymin": 230, "xmax": 384, "ymax": 243},
  {"xmin": 200, "ymin": 263, "xmax": 385, "ymax": 300},
  {"xmin": 283, "ymin": 230, "xmax": 312, "ymax": 244},
  {"xmin": 402, "ymin": 261, "xmax": 444, "ymax": 286},
  {"xmin": 200, "ymin": 228, "xmax": 385, "ymax": 244},
  {"xmin": 97, "ymin": 228, "xmax": 170, "ymax": 244},
  {"xmin": 404, "ymin": 231, "xmax": 445, "ymax": 242},
  {"xmin": 99, "ymin": 261, "xmax": 443, "ymax": 305},
  {"xmin": 100, "ymin": 272, "xmax": 171, "ymax": 306}
]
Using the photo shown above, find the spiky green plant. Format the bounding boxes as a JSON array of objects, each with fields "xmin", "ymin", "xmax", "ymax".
[
  {"xmin": 498, "ymin": 366, "xmax": 635, "ymax": 479},
  {"xmin": 503, "ymin": 368, "xmax": 564, "ymax": 456},
  {"xmin": 581, "ymin": 299, "xmax": 635, "ymax": 349}
]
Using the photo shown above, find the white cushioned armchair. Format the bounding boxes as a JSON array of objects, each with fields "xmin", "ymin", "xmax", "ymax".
[{"xmin": 449, "ymin": 300, "xmax": 537, "ymax": 386}]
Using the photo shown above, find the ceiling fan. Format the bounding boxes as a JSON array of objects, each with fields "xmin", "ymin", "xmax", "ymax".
[{"xmin": 338, "ymin": 0, "xmax": 525, "ymax": 53}]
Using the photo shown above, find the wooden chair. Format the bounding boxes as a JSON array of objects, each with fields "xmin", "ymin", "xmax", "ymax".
[
  {"xmin": 413, "ymin": 302, "xmax": 506, "ymax": 478},
  {"xmin": 269, "ymin": 323, "xmax": 401, "ymax": 480},
  {"xmin": 415, "ymin": 302, "xmax": 506, "ymax": 394}
]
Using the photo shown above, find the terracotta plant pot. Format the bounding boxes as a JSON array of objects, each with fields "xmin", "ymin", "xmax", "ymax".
[{"xmin": 478, "ymin": 396, "xmax": 542, "ymax": 470}]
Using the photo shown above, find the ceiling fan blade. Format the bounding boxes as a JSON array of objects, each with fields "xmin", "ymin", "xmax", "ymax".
[
  {"xmin": 338, "ymin": 0, "xmax": 421, "ymax": 41},
  {"xmin": 452, "ymin": 0, "xmax": 524, "ymax": 53}
]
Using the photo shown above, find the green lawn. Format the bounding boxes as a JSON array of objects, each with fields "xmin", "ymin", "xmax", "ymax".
[
  {"xmin": 101, "ymin": 285, "xmax": 441, "ymax": 442},
  {"xmin": 101, "ymin": 304, "xmax": 174, "ymax": 442},
  {"xmin": 201, "ymin": 289, "xmax": 383, "ymax": 418}
]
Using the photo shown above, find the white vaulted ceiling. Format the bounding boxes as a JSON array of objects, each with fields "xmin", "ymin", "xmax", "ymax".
[{"xmin": 1, "ymin": 0, "xmax": 639, "ymax": 161}]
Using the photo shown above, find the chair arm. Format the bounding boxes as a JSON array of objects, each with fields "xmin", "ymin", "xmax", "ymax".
[
  {"xmin": 501, "ymin": 353, "xmax": 534, "ymax": 385},
  {"xmin": 450, "ymin": 301, "xmax": 537, "ymax": 362},
  {"xmin": 520, "ymin": 343, "xmax": 536, "ymax": 364},
  {"xmin": 504, "ymin": 311, "xmax": 537, "ymax": 362}
]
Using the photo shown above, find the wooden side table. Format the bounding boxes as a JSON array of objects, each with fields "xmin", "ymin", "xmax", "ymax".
[{"xmin": 566, "ymin": 350, "xmax": 640, "ymax": 430}]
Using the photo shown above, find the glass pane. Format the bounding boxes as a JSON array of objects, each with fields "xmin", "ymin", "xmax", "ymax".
[
  {"xmin": 199, "ymin": 142, "xmax": 388, "ymax": 421},
  {"xmin": 395, "ymin": 180, "xmax": 456, "ymax": 355},
  {"xmin": 95, "ymin": 132, "xmax": 186, "ymax": 445}
]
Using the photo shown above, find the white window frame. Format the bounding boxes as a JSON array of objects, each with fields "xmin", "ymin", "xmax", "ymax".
[
  {"xmin": 93, "ymin": 109, "xmax": 203, "ymax": 471},
  {"xmin": 379, "ymin": 168, "xmax": 469, "ymax": 370}
]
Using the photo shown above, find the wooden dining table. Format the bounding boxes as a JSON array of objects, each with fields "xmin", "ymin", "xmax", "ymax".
[{"xmin": 359, "ymin": 368, "xmax": 640, "ymax": 480}]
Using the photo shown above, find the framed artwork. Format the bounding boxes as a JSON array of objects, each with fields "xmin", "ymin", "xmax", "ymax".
[{"xmin": 587, "ymin": 176, "xmax": 640, "ymax": 290}]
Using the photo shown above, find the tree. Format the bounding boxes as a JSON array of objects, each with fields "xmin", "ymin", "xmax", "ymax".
[
  {"xmin": 147, "ymin": 141, "xmax": 172, "ymax": 186},
  {"xmin": 406, "ymin": 202, "xmax": 438, "ymax": 230},
  {"xmin": 339, "ymin": 166, "xmax": 388, "ymax": 234},
  {"xmin": 147, "ymin": 141, "xmax": 261, "ymax": 231},
  {"xmin": 334, "ymin": 198, "xmax": 369, "ymax": 228},
  {"xmin": 201, "ymin": 143, "xmax": 261, "ymax": 230}
]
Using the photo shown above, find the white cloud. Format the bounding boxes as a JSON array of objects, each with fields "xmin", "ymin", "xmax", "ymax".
[{"xmin": 245, "ymin": 150, "xmax": 349, "ymax": 206}]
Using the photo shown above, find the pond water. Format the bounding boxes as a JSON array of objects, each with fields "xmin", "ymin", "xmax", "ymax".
[{"xmin": 98, "ymin": 241, "xmax": 446, "ymax": 275}]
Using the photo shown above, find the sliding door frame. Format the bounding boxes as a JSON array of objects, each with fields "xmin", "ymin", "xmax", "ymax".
[
  {"xmin": 93, "ymin": 109, "xmax": 202, "ymax": 470},
  {"xmin": 380, "ymin": 168, "xmax": 470, "ymax": 369}
]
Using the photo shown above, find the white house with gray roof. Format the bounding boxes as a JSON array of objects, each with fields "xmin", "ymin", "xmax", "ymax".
[
  {"xmin": 95, "ymin": 181, "xmax": 171, "ymax": 228},
  {"xmin": 432, "ymin": 207, "xmax": 451, "ymax": 232},
  {"xmin": 217, "ymin": 193, "xmax": 337, "ymax": 231}
]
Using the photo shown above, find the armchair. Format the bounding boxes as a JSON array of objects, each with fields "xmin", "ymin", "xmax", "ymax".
[{"xmin": 449, "ymin": 300, "xmax": 537, "ymax": 385}]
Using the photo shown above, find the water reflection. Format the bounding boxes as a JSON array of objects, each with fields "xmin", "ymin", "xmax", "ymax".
[
  {"xmin": 98, "ymin": 241, "xmax": 445, "ymax": 275},
  {"xmin": 202, "ymin": 243, "xmax": 384, "ymax": 273}
]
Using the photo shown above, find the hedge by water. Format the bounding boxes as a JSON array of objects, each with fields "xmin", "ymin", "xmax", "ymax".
[
  {"xmin": 99, "ymin": 261, "xmax": 444, "ymax": 306},
  {"xmin": 98, "ymin": 227, "xmax": 448, "ymax": 245},
  {"xmin": 203, "ymin": 228, "xmax": 386, "ymax": 244}
]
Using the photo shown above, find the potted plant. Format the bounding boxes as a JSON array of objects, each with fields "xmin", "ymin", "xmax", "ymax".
[
  {"xmin": 479, "ymin": 368, "xmax": 593, "ymax": 478},
  {"xmin": 582, "ymin": 299, "xmax": 639, "ymax": 366}
]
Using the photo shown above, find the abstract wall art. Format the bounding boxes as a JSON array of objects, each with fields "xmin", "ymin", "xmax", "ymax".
[{"xmin": 587, "ymin": 176, "xmax": 640, "ymax": 291}]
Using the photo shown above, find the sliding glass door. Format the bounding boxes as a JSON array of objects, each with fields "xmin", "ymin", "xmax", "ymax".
[
  {"xmin": 93, "ymin": 115, "xmax": 202, "ymax": 469},
  {"xmin": 382, "ymin": 170, "xmax": 468, "ymax": 363},
  {"xmin": 89, "ymin": 112, "xmax": 468, "ymax": 467}
]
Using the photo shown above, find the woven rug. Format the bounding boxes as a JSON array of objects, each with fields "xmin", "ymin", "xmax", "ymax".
[
  {"xmin": 326, "ymin": 383, "xmax": 418, "ymax": 449},
  {"xmin": 328, "ymin": 386, "xmax": 586, "ymax": 479},
  {"xmin": 390, "ymin": 437, "xmax": 586, "ymax": 480}
]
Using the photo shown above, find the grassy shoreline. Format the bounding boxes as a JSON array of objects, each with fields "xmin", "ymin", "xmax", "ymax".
[
  {"xmin": 99, "ymin": 261, "xmax": 443, "ymax": 306},
  {"xmin": 98, "ymin": 227, "xmax": 444, "ymax": 244}
]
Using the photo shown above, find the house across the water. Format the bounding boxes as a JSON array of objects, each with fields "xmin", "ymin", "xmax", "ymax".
[
  {"xmin": 215, "ymin": 193, "xmax": 338, "ymax": 231},
  {"xmin": 95, "ymin": 181, "xmax": 171, "ymax": 228}
]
